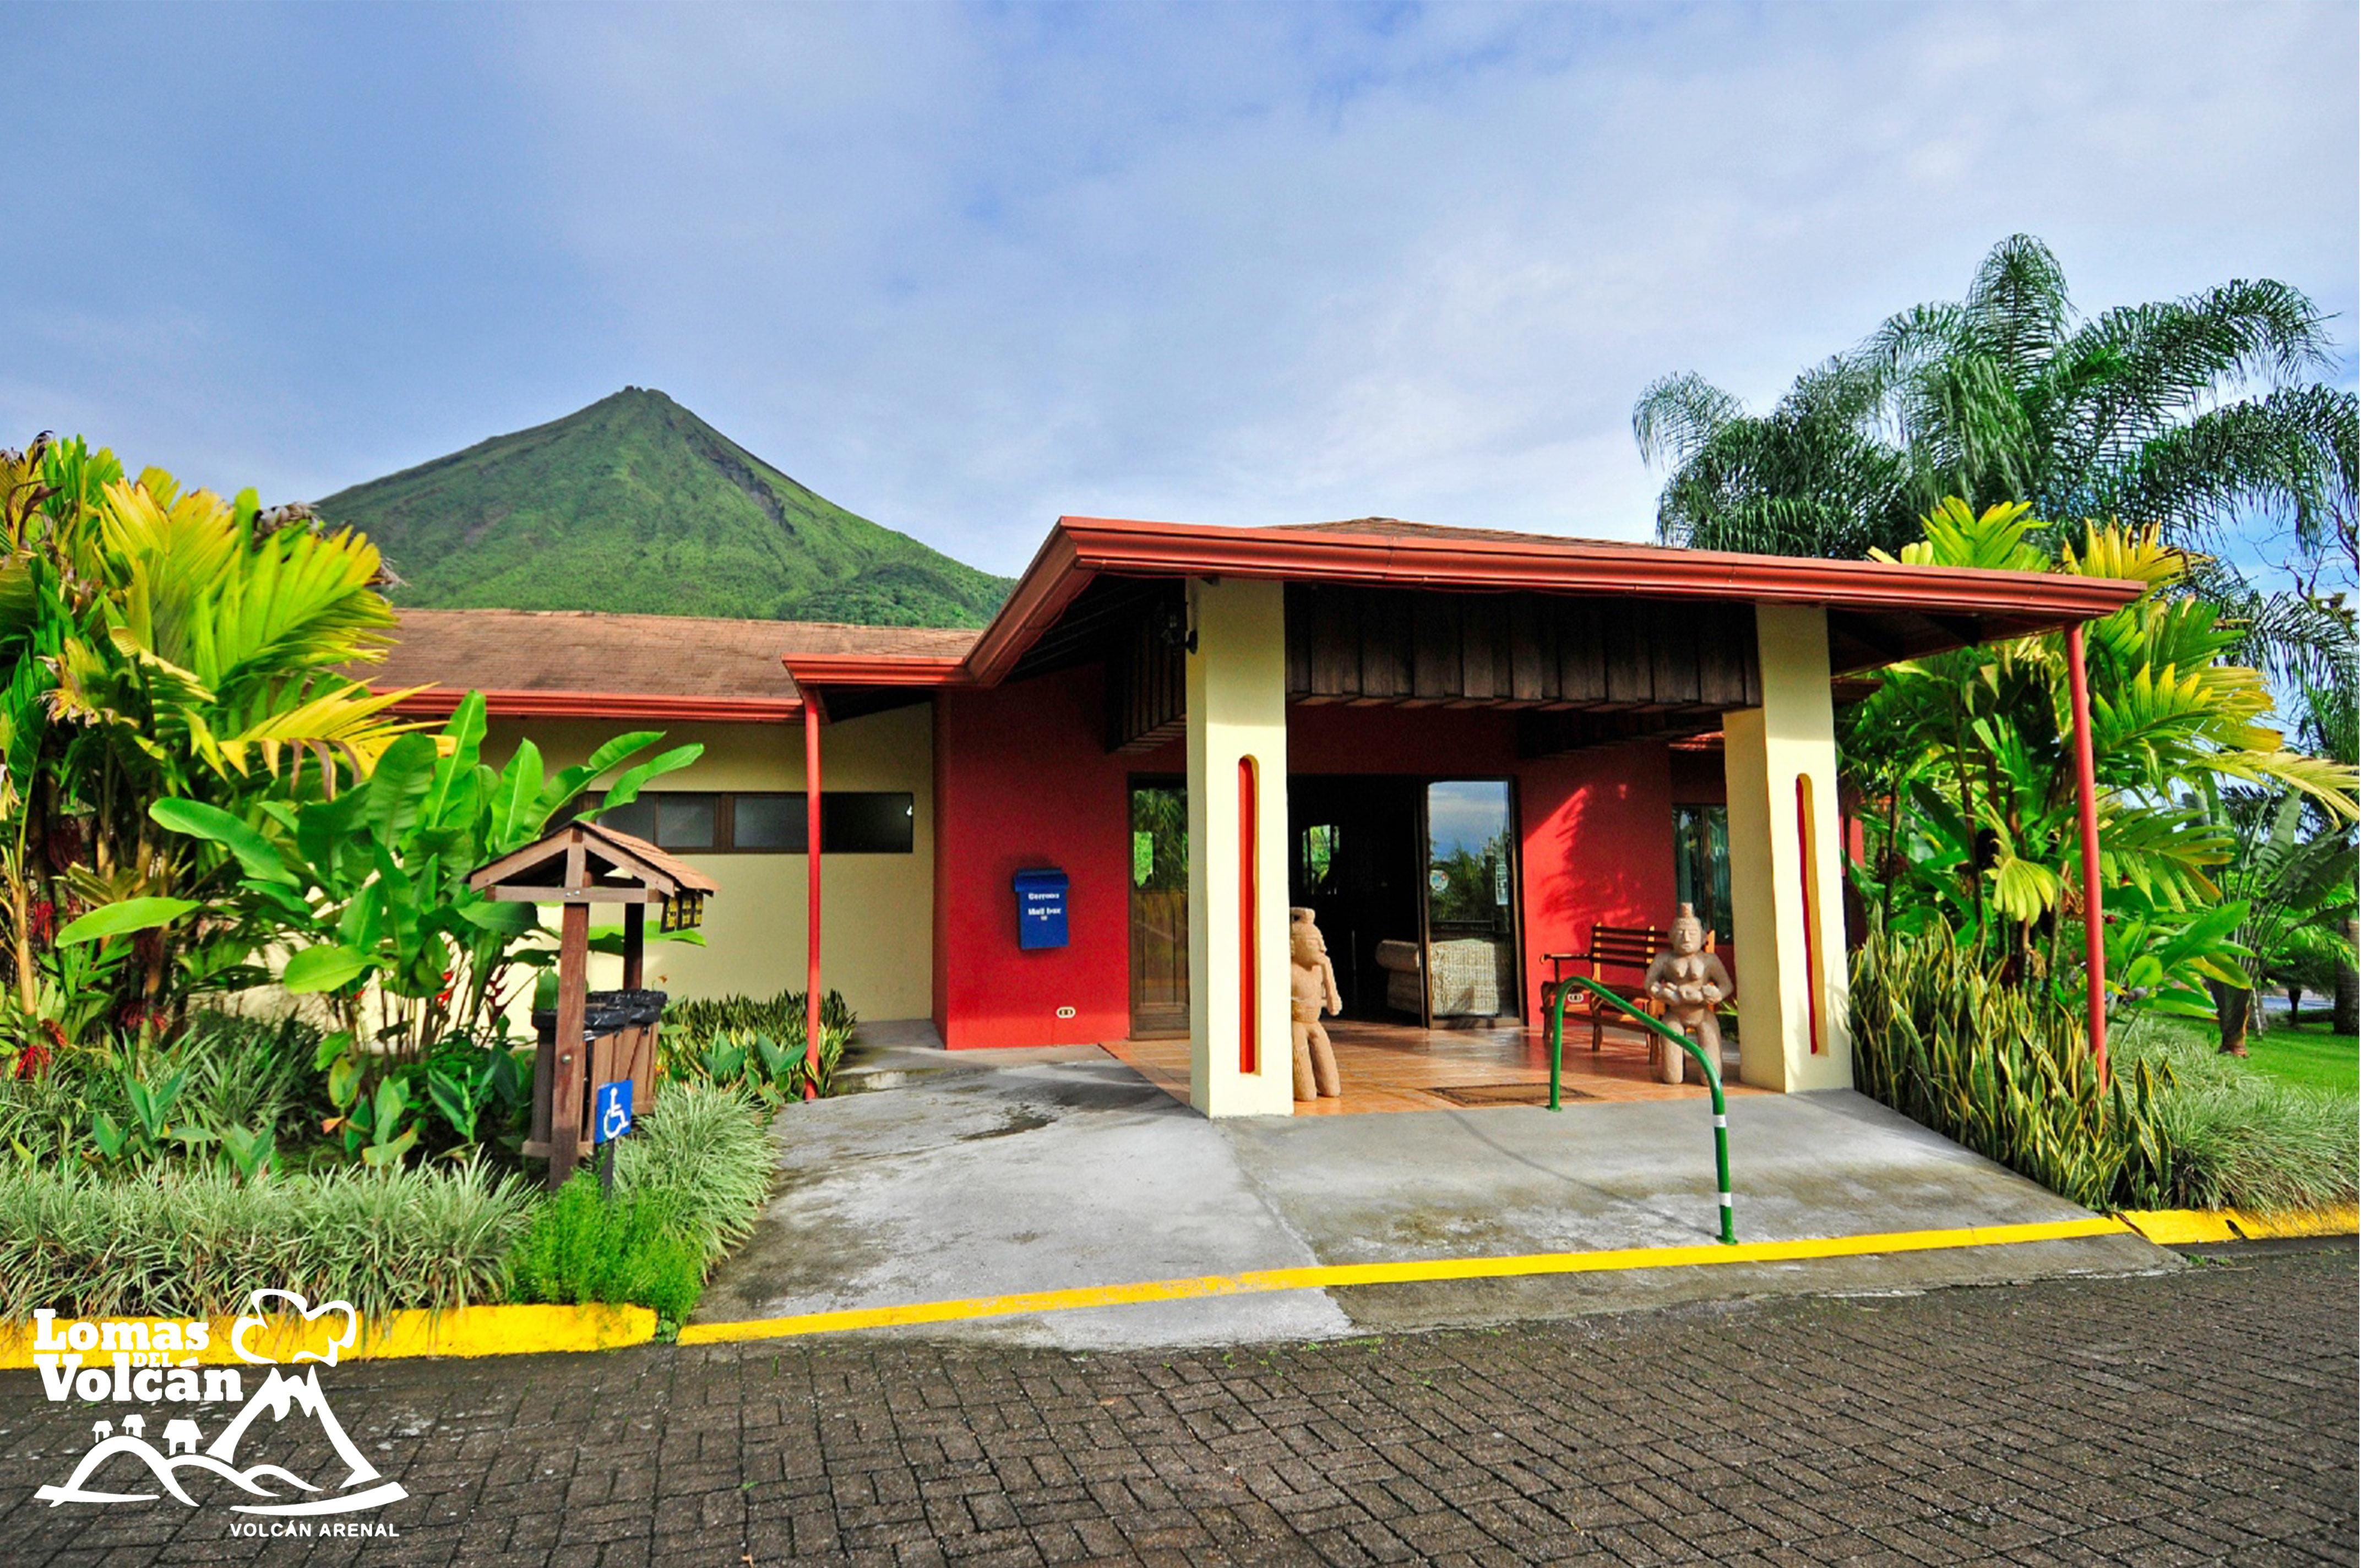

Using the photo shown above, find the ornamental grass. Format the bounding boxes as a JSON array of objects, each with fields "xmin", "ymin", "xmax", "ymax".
[
  {"xmin": 1851, "ymin": 921, "xmax": 2358, "ymax": 1216},
  {"xmin": 0, "ymin": 1162, "xmax": 530, "ymax": 1324},
  {"xmin": 506, "ymin": 1082, "xmax": 778, "ymax": 1326}
]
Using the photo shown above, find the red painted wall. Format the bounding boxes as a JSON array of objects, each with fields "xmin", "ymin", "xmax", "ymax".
[
  {"xmin": 933, "ymin": 688, "xmax": 1685, "ymax": 1047},
  {"xmin": 1226, "ymin": 706, "xmax": 1681, "ymax": 1028},
  {"xmin": 932, "ymin": 667, "xmax": 1179, "ymax": 1049},
  {"xmin": 1516, "ymin": 742, "xmax": 1685, "ymax": 1017}
]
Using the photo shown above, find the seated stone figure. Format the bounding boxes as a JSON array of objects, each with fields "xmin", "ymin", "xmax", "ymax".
[
  {"xmin": 1641, "ymin": 903, "xmax": 1733, "ymax": 1086},
  {"xmin": 1289, "ymin": 908, "xmax": 1343, "ymax": 1101}
]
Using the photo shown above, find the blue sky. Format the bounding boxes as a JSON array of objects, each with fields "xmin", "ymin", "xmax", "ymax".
[{"xmin": 5, "ymin": 1, "xmax": 2354, "ymax": 577}]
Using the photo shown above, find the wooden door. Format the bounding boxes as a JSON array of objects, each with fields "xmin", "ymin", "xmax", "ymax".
[{"xmin": 1128, "ymin": 782, "xmax": 1189, "ymax": 1037}]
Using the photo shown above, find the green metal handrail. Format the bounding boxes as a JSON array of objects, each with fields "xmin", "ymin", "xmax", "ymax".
[{"xmin": 1547, "ymin": 976, "xmax": 1736, "ymax": 1245}]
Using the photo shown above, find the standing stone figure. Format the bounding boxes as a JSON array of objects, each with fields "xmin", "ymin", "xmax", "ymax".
[
  {"xmin": 1289, "ymin": 908, "xmax": 1344, "ymax": 1102},
  {"xmin": 1642, "ymin": 903, "xmax": 1733, "ymax": 1086}
]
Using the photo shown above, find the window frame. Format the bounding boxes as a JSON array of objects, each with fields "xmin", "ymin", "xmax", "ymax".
[{"xmin": 582, "ymin": 790, "xmax": 916, "ymax": 855}]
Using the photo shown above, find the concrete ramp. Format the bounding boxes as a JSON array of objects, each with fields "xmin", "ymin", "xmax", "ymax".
[{"xmin": 694, "ymin": 1044, "xmax": 2171, "ymax": 1348}]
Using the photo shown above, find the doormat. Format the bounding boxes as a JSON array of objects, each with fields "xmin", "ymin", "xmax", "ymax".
[{"xmin": 1430, "ymin": 1082, "xmax": 1595, "ymax": 1107}]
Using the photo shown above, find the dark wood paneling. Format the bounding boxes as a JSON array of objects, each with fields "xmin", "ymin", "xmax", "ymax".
[
  {"xmin": 1558, "ymin": 602, "xmax": 1607, "ymax": 705},
  {"xmin": 1107, "ymin": 612, "xmax": 1187, "ymax": 753},
  {"xmin": 1361, "ymin": 592, "xmax": 1412, "ymax": 701},
  {"xmin": 1507, "ymin": 597, "xmax": 1547, "ymax": 703},
  {"xmin": 1411, "ymin": 596, "xmax": 1459, "ymax": 703},
  {"xmin": 1286, "ymin": 586, "xmax": 1758, "ymax": 722}
]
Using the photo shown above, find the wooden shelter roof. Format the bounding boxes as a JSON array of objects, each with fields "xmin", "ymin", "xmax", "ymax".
[{"xmin": 468, "ymin": 819, "xmax": 721, "ymax": 902}]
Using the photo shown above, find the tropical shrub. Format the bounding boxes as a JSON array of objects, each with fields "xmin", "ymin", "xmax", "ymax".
[
  {"xmin": 0, "ymin": 1012, "xmax": 318, "ymax": 1175},
  {"xmin": 506, "ymin": 1082, "xmax": 776, "ymax": 1323},
  {"xmin": 663, "ymin": 988, "xmax": 855, "ymax": 1102},
  {"xmin": 0, "ymin": 1160, "xmax": 530, "ymax": 1321},
  {"xmin": 2117, "ymin": 1023, "xmax": 2358, "ymax": 1214},
  {"xmin": 1844, "ymin": 502, "xmax": 2355, "ymax": 1033},
  {"xmin": 151, "ymin": 692, "xmax": 698, "ymax": 1057},
  {"xmin": 1852, "ymin": 921, "xmax": 2358, "ymax": 1214},
  {"xmin": 2207, "ymin": 787, "xmax": 2358, "ymax": 1049},
  {"xmin": 0, "ymin": 437, "xmax": 420, "ymax": 1046},
  {"xmin": 1850, "ymin": 918, "xmax": 2171, "ymax": 1210},
  {"xmin": 611, "ymin": 1082, "xmax": 777, "ymax": 1266},
  {"xmin": 504, "ymin": 1179, "xmax": 706, "ymax": 1325},
  {"xmin": 0, "ymin": 1009, "xmax": 534, "ymax": 1177},
  {"xmin": 667, "ymin": 987, "xmax": 853, "ymax": 1040}
]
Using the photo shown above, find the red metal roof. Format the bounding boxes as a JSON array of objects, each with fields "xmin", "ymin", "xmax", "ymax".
[
  {"xmin": 373, "ymin": 518, "xmax": 2148, "ymax": 715},
  {"xmin": 960, "ymin": 515, "xmax": 2148, "ymax": 684}
]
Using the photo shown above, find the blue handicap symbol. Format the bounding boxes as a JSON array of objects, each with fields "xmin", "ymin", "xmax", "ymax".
[{"xmin": 594, "ymin": 1080, "xmax": 634, "ymax": 1145}]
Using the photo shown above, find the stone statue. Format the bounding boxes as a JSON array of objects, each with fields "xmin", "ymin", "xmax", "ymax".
[
  {"xmin": 1642, "ymin": 903, "xmax": 1733, "ymax": 1086},
  {"xmin": 1288, "ymin": 908, "xmax": 1343, "ymax": 1101}
]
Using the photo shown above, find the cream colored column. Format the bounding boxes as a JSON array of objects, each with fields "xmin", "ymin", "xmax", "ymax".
[
  {"xmin": 1724, "ymin": 603, "xmax": 1853, "ymax": 1092},
  {"xmin": 1186, "ymin": 577, "xmax": 1296, "ymax": 1118}
]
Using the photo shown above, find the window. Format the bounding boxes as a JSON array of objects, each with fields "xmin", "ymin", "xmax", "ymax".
[
  {"xmin": 1299, "ymin": 823, "xmax": 1340, "ymax": 891},
  {"xmin": 585, "ymin": 792, "xmax": 914, "ymax": 854},
  {"xmin": 1673, "ymin": 804, "xmax": 1732, "ymax": 942},
  {"xmin": 731, "ymin": 794, "xmax": 801, "ymax": 851}
]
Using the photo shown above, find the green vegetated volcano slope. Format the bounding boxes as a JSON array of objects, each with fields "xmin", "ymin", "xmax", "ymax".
[{"xmin": 314, "ymin": 388, "xmax": 1011, "ymax": 626}]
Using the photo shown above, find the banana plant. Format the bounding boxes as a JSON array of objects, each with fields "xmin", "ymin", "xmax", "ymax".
[{"xmin": 151, "ymin": 692, "xmax": 699, "ymax": 1054}]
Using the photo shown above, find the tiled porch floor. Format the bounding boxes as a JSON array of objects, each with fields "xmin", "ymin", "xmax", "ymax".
[{"xmin": 1103, "ymin": 1016, "xmax": 1761, "ymax": 1114}]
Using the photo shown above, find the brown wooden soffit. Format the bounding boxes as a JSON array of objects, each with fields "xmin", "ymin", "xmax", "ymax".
[{"xmin": 1285, "ymin": 585, "xmax": 1760, "ymax": 712}]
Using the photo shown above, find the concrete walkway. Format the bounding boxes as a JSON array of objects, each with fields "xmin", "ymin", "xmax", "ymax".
[{"xmin": 694, "ymin": 1043, "xmax": 2171, "ymax": 1348}]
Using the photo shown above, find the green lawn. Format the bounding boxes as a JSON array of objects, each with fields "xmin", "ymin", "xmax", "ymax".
[
  {"xmin": 2124, "ymin": 1011, "xmax": 2359, "ymax": 1099},
  {"xmin": 2244, "ymin": 1014, "xmax": 2360, "ymax": 1098}
]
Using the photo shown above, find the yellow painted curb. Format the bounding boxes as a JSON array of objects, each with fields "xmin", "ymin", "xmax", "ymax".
[
  {"xmin": 2228, "ymin": 1205, "xmax": 2358, "ymax": 1239},
  {"xmin": 677, "ymin": 1215, "xmax": 2135, "ymax": 1346},
  {"xmin": 2118, "ymin": 1210, "xmax": 2242, "ymax": 1245},
  {"xmin": 2120, "ymin": 1206, "xmax": 2360, "ymax": 1245},
  {"xmin": 0, "ymin": 1302, "xmax": 656, "ymax": 1370}
]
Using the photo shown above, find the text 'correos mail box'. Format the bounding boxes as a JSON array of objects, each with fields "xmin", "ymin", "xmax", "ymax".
[{"xmin": 1013, "ymin": 868, "xmax": 1069, "ymax": 950}]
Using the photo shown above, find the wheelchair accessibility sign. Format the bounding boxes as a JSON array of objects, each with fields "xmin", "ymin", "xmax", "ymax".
[{"xmin": 594, "ymin": 1080, "xmax": 634, "ymax": 1145}]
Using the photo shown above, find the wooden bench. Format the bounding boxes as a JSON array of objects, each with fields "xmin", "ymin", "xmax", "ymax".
[{"xmin": 1542, "ymin": 924, "xmax": 1671, "ymax": 1055}]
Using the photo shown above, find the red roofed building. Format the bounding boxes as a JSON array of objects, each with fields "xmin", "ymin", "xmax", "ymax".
[{"xmin": 373, "ymin": 517, "xmax": 2139, "ymax": 1117}]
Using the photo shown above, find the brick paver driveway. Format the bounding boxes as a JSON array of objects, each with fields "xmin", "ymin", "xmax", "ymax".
[{"xmin": 2, "ymin": 1244, "xmax": 2351, "ymax": 1566}]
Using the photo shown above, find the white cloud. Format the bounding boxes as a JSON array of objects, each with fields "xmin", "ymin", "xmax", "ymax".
[{"xmin": 4, "ymin": 2, "xmax": 2352, "ymax": 575}]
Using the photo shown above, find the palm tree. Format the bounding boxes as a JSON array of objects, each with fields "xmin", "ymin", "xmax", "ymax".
[
  {"xmin": 1635, "ymin": 235, "xmax": 2356, "ymax": 571},
  {"xmin": 2206, "ymin": 789, "xmax": 2359, "ymax": 1054}
]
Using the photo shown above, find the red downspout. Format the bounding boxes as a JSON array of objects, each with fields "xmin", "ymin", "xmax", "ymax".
[
  {"xmin": 803, "ymin": 703, "xmax": 823, "ymax": 1101},
  {"xmin": 2066, "ymin": 624, "xmax": 2107, "ymax": 1088}
]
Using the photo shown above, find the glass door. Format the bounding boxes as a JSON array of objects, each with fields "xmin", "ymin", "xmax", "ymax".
[
  {"xmin": 1421, "ymin": 779, "xmax": 1519, "ymax": 1023},
  {"xmin": 1128, "ymin": 782, "xmax": 1189, "ymax": 1037}
]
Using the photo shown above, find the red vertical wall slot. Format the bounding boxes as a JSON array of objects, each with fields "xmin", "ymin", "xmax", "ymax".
[
  {"xmin": 1237, "ymin": 755, "xmax": 1258, "ymax": 1075},
  {"xmin": 803, "ymin": 704, "xmax": 824, "ymax": 1099},
  {"xmin": 1794, "ymin": 774, "xmax": 1824, "ymax": 1054}
]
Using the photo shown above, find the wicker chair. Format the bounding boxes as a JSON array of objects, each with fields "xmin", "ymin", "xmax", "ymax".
[{"xmin": 1374, "ymin": 939, "xmax": 1504, "ymax": 1017}]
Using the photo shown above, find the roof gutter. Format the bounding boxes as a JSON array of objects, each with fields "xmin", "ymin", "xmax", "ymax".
[
  {"xmin": 780, "ymin": 653, "xmax": 971, "ymax": 688},
  {"xmin": 382, "ymin": 688, "xmax": 804, "ymax": 725}
]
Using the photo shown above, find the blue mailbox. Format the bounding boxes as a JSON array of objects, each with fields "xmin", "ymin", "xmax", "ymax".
[{"xmin": 1013, "ymin": 868, "xmax": 1070, "ymax": 950}]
